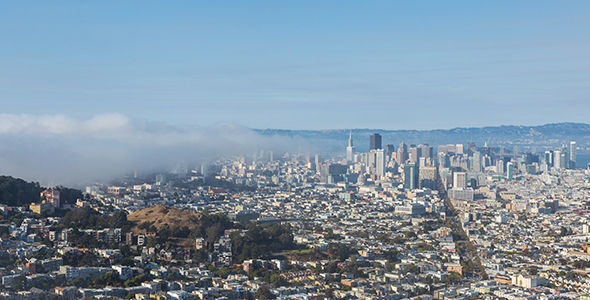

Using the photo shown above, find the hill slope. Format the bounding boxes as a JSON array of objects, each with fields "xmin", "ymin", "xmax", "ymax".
[{"xmin": 127, "ymin": 204, "xmax": 211, "ymax": 235}]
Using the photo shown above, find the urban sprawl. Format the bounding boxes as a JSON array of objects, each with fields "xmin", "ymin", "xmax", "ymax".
[{"xmin": 2, "ymin": 133, "xmax": 590, "ymax": 300}]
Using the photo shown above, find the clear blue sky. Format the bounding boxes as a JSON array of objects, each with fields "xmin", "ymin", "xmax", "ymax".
[{"xmin": 1, "ymin": 1, "xmax": 589, "ymax": 130}]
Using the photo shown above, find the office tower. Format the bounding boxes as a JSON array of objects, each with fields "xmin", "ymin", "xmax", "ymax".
[
  {"xmin": 156, "ymin": 174, "xmax": 166, "ymax": 185},
  {"xmin": 438, "ymin": 152, "xmax": 449, "ymax": 168},
  {"xmin": 403, "ymin": 163, "xmax": 419, "ymax": 190},
  {"xmin": 409, "ymin": 146, "xmax": 421, "ymax": 163},
  {"xmin": 368, "ymin": 150, "xmax": 376, "ymax": 169},
  {"xmin": 472, "ymin": 151, "xmax": 481, "ymax": 173},
  {"xmin": 315, "ymin": 154, "xmax": 323, "ymax": 173},
  {"xmin": 370, "ymin": 133, "xmax": 382, "ymax": 150},
  {"xmin": 446, "ymin": 144, "xmax": 456, "ymax": 153},
  {"xmin": 545, "ymin": 151, "xmax": 553, "ymax": 167},
  {"xmin": 346, "ymin": 131, "xmax": 356, "ymax": 161},
  {"xmin": 384, "ymin": 144, "xmax": 395, "ymax": 160},
  {"xmin": 482, "ymin": 154, "xmax": 491, "ymax": 168},
  {"xmin": 496, "ymin": 160, "xmax": 504, "ymax": 174},
  {"xmin": 507, "ymin": 162, "xmax": 514, "ymax": 181},
  {"xmin": 418, "ymin": 143, "xmax": 433, "ymax": 159},
  {"xmin": 397, "ymin": 142, "xmax": 408, "ymax": 164},
  {"xmin": 561, "ymin": 145, "xmax": 569, "ymax": 168},
  {"xmin": 554, "ymin": 150, "xmax": 561, "ymax": 169},
  {"xmin": 419, "ymin": 166, "xmax": 437, "ymax": 189},
  {"xmin": 453, "ymin": 172, "xmax": 467, "ymax": 188},
  {"xmin": 375, "ymin": 149, "xmax": 386, "ymax": 177},
  {"xmin": 419, "ymin": 157, "xmax": 427, "ymax": 167},
  {"xmin": 570, "ymin": 141, "xmax": 576, "ymax": 169},
  {"xmin": 456, "ymin": 144, "xmax": 464, "ymax": 155}
]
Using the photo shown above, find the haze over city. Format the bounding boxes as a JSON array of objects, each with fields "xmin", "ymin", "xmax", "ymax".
[{"xmin": 1, "ymin": 2, "xmax": 590, "ymax": 185}]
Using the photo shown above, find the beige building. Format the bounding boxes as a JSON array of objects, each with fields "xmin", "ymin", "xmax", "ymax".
[{"xmin": 511, "ymin": 274, "xmax": 547, "ymax": 288}]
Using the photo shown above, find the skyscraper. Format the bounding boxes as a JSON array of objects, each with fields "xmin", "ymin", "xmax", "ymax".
[
  {"xmin": 375, "ymin": 149, "xmax": 386, "ymax": 178},
  {"xmin": 472, "ymin": 151, "xmax": 481, "ymax": 173},
  {"xmin": 554, "ymin": 150, "xmax": 561, "ymax": 169},
  {"xmin": 496, "ymin": 159, "xmax": 504, "ymax": 174},
  {"xmin": 418, "ymin": 143, "xmax": 432, "ymax": 159},
  {"xmin": 570, "ymin": 141, "xmax": 576, "ymax": 169},
  {"xmin": 403, "ymin": 163, "xmax": 419, "ymax": 190},
  {"xmin": 370, "ymin": 133, "xmax": 382, "ymax": 150},
  {"xmin": 506, "ymin": 162, "xmax": 514, "ymax": 181},
  {"xmin": 346, "ymin": 131, "xmax": 356, "ymax": 161},
  {"xmin": 545, "ymin": 151, "xmax": 553, "ymax": 167},
  {"xmin": 384, "ymin": 144, "xmax": 395, "ymax": 160},
  {"xmin": 409, "ymin": 146, "xmax": 421, "ymax": 163},
  {"xmin": 397, "ymin": 142, "xmax": 408, "ymax": 164},
  {"xmin": 419, "ymin": 166, "xmax": 437, "ymax": 189},
  {"xmin": 453, "ymin": 172, "xmax": 467, "ymax": 188}
]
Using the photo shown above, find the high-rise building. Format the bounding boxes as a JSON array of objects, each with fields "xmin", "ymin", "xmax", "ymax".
[
  {"xmin": 496, "ymin": 159, "xmax": 504, "ymax": 174},
  {"xmin": 403, "ymin": 163, "xmax": 419, "ymax": 190},
  {"xmin": 397, "ymin": 142, "xmax": 408, "ymax": 164},
  {"xmin": 545, "ymin": 151, "xmax": 553, "ymax": 167},
  {"xmin": 554, "ymin": 150, "xmax": 562, "ymax": 169},
  {"xmin": 409, "ymin": 146, "xmax": 421, "ymax": 163},
  {"xmin": 375, "ymin": 149, "xmax": 386, "ymax": 178},
  {"xmin": 418, "ymin": 166, "xmax": 437, "ymax": 189},
  {"xmin": 472, "ymin": 151, "xmax": 481, "ymax": 173},
  {"xmin": 559, "ymin": 145, "xmax": 569, "ymax": 169},
  {"xmin": 438, "ymin": 152, "xmax": 449, "ymax": 168},
  {"xmin": 384, "ymin": 144, "xmax": 395, "ymax": 160},
  {"xmin": 156, "ymin": 174, "xmax": 166, "ymax": 185},
  {"xmin": 453, "ymin": 172, "xmax": 467, "ymax": 188},
  {"xmin": 570, "ymin": 141, "xmax": 576, "ymax": 169},
  {"xmin": 507, "ymin": 162, "xmax": 514, "ymax": 181},
  {"xmin": 346, "ymin": 131, "xmax": 356, "ymax": 161},
  {"xmin": 456, "ymin": 144, "xmax": 464, "ymax": 155},
  {"xmin": 370, "ymin": 133, "xmax": 382, "ymax": 150},
  {"xmin": 418, "ymin": 143, "xmax": 433, "ymax": 159}
]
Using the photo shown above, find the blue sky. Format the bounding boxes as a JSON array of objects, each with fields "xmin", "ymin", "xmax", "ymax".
[{"xmin": 1, "ymin": 1, "xmax": 589, "ymax": 130}]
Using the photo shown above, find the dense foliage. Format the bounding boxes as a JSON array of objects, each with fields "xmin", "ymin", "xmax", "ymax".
[
  {"xmin": 0, "ymin": 176, "xmax": 42, "ymax": 206},
  {"xmin": 231, "ymin": 224, "xmax": 297, "ymax": 262},
  {"xmin": 59, "ymin": 207, "xmax": 130, "ymax": 230},
  {"xmin": 0, "ymin": 176, "xmax": 84, "ymax": 208},
  {"xmin": 54, "ymin": 185, "xmax": 84, "ymax": 205}
]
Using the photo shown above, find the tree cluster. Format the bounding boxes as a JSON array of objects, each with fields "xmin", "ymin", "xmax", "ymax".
[
  {"xmin": 231, "ymin": 224, "xmax": 296, "ymax": 262},
  {"xmin": 54, "ymin": 186, "xmax": 84, "ymax": 205},
  {"xmin": 0, "ymin": 176, "xmax": 43, "ymax": 206},
  {"xmin": 59, "ymin": 207, "xmax": 130, "ymax": 230}
]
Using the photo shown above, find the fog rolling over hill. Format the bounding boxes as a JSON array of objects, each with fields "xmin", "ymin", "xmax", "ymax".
[
  {"xmin": 257, "ymin": 123, "xmax": 590, "ymax": 153},
  {"xmin": 0, "ymin": 113, "xmax": 308, "ymax": 187}
]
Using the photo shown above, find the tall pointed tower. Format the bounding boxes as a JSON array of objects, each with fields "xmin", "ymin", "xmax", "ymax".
[{"xmin": 346, "ymin": 131, "xmax": 356, "ymax": 161}]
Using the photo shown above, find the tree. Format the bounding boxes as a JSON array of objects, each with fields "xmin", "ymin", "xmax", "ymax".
[
  {"xmin": 404, "ymin": 264, "xmax": 420, "ymax": 275},
  {"xmin": 255, "ymin": 286, "xmax": 276, "ymax": 300},
  {"xmin": 270, "ymin": 274, "xmax": 288, "ymax": 287},
  {"xmin": 325, "ymin": 288, "xmax": 334, "ymax": 298},
  {"xmin": 11, "ymin": 275, "xmax": 27, "ymax": 291},
  {"xmin": 120, "ymin": 257, "xmax": 135, "ymax": 267}
]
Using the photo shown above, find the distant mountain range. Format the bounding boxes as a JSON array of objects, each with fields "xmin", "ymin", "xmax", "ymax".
[{"xmin": 255, "ymin": 123, "xmax": 590, "ymax": 153}]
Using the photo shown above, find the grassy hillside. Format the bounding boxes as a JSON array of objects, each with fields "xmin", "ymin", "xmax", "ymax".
[{"xmin": 127, "ymin": 204, "xmax": 212, "ymax": 235}]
